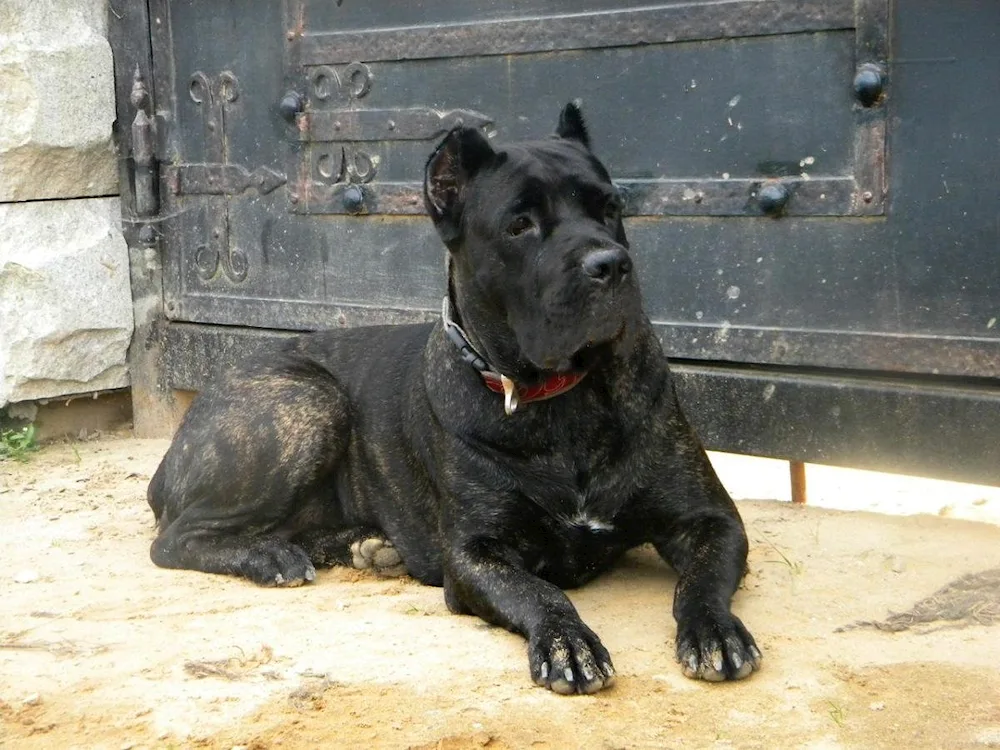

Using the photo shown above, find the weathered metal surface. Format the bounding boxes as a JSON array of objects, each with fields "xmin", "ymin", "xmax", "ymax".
[{"xmin": 295, "ymin": 0, "xmax": 855, "ymax": 65}]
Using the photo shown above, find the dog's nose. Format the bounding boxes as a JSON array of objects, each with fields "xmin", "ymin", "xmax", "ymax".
[{"xmin": 582, "ymin": 247, "xmax": 632, "ymax": 285}]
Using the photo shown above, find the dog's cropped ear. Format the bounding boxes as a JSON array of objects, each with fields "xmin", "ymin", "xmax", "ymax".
[
  {"xmin": 556, "ymin": 100, "xmax": 590, "ymax": 150},
  {"xmin": 424, "ymin": 126, "xmax": 495, "ymax": 245}
]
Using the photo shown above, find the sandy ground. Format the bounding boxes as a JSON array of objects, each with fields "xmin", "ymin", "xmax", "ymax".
[{"xmin": 2, "ymin": 435, "xmax": 1000, "ymax": 749}]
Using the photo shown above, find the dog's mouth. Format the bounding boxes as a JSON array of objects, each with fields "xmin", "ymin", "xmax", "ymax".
[
  {"xmin": 534, "ymin": 322, "xmax": 627, "ymax": 375},
  {"xmin": 567, "ymin": 339, "xmax": 615, "ymax": 372}
]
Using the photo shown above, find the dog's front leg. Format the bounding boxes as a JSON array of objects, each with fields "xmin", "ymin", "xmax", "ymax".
[
  {"xmin": 444, "ymin": 537, "xmax": 615, "ymax": 695},
  {"xmin": 654, "ymin": 512, "xmax": 762, "ymax": 682}
]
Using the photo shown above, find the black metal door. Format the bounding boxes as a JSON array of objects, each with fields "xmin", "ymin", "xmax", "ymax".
[{"xmin": 111, "ymin": 0, "xmax": 1000, "ymax": 485}]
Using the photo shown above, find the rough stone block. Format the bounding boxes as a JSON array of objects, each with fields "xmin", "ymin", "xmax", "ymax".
[
  {"xmin": 0, "ymin": 197, "xmax": 133, "ymax": 405},
  {"xmin": 0, "ymin": 0, "xmax": 119, "ymax": 202}
]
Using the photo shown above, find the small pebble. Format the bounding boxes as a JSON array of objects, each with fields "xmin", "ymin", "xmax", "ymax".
[
  {"xmin": 869, "ymin": 701, "xmax": 885, "ymax": 711},
  {"xmin": 14, "ymin": 570, "xmax": 39, "ymax": 584},
  {"xmin": 885, "ymin": 555, "xmax": 907, "ymax": 574},
  {"xmin": 23, "ymin": 693, "xmax": 41, "ymax": 706}
]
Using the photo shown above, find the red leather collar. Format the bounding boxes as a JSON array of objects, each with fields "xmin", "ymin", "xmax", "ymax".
[
  {"xmin": 481, "ymin": 371, "xmax": 586, "ymax": 413},
  {"xmin": 442, "ymin": 295, "xmax": 586, "ymax": 415}
]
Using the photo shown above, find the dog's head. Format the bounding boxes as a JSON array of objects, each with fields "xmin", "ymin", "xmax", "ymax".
[{"xmin": 424, "ymin": 103, "xmax": 642, "ymax": 379}]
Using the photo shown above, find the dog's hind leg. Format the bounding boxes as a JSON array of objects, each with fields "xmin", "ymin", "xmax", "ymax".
[{"xmin": 148, "ymin": 365, "xmax": 351, "ymax": 587}]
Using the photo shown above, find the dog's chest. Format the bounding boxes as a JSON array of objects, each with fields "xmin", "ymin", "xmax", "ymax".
[
  {"xmin": 501, "ymin": 411, "xmax": 638, "ymax": 584},
  {"xmin": 521, "ymin": 443, "xmax": 627, "ymax": 533},
  {"xmin": 565, "ymin": 508, "xmax": 615, "ymax": 533},
  {"xmin": 529, "ymin": 505, "xmax": 627, "ymax": 587},
  {"xmin": 524, "ymin": 476, "xmax": 629, "ymax": 587}
]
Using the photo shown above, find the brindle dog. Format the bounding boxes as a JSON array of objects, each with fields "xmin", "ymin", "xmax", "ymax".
[{"xmin": 148, "ymin": 104, "xmax": 761, "ymax": 694}]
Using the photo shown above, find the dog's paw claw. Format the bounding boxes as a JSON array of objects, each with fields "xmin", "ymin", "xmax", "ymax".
[
  {"xmin": 529, "ymin": 617, "xmax": 615, "ymax": 695},
  {"xmin": 350, "ymin": 537, "xmax": 404, "ymax": 576},
  {"xmin": 676, "ymin": 611, "xmax": 761, "ymax": 682}
]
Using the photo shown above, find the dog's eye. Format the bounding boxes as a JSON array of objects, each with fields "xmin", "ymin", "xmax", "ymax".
[
  {"xmin": 507, "ymin": 216, "xmax": 535, "ymax": 237},
  {"xmin": 603, "ymin": 199, "xmax": 621, "ymax": 223}
]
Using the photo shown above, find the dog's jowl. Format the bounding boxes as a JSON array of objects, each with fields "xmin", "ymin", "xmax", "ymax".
[{"xmin": 148, "ymin": 103, "xmax": 761, "ymax": 694}]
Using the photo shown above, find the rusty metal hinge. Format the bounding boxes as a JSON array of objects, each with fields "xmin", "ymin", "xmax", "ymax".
[{"xmin": 130, "ymin": 67, "xmax": 158, "ymax": 217}]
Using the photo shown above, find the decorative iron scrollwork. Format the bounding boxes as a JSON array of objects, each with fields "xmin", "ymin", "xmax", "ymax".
[
  {"xmin": 194, "ymin": 214, "xmax": 248, "ymax": 283},
  {"xmin": 181, "ymin": 70, "xmax": 287, "ymax": 284},
  {"xmin": 314, "ymin": 146, "xmax": 378, "ymax": 185},
  {"xmin": 310, "ymin": 62, "xmax": 373, "ymax": 101}
]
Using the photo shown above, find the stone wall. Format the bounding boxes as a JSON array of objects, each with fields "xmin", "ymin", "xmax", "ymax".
[{"xmin": 0, "ymin": 0, "xmax": 132, "ymax": 408}]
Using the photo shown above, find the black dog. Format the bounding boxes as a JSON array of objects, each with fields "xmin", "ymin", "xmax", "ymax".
[{"xmin": 147, "ymin": 104, "xmax": 760, "ymax": 694}]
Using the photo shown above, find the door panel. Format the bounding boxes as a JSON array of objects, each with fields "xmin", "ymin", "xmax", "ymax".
[{"xmin": 111, "ymin": 0, "xmax": 1000, "ymax": 482}]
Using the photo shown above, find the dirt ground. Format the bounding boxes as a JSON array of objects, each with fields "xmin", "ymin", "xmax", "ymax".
[{"xmin": 2, "ymin": 435, "xmax": 1000, "ymax": 750}]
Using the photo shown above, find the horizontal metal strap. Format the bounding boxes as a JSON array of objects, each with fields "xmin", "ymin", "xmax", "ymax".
[
  {"xmin": 296, "ymin": 108, "xmax": 493, "ymax": 142},
  {"xmin": 290, "ymin": 176, "xmax": 872, "ymax": 217},
  {"xmin": 298, "ymin": 0, "xmax": 855, "ymax": 65}
]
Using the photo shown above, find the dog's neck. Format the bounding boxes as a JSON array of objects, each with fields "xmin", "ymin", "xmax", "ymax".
[{"xmin": 443, "ymin": 272, "xmax": 586, "ymax": 416}]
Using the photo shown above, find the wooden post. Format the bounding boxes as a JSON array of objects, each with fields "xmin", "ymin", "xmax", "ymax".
[{"xmin": 789, "ymin": 461, "xmax": 808, "ymax": 504}]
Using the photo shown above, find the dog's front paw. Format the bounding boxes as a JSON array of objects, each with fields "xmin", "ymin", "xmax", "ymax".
[
  {"xmin": 528, "ymin": 616, "xmax": 616, "ymax": 695},
  {"xmin": 676, "ymin": 610, "xmax": 761, "ymax": 682},
  {"xmin": 245, "ymin": 539, "xmax": 316, "ymax": 588}
]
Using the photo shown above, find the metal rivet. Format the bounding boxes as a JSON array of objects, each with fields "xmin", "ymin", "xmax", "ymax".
[
  {"xmin": 286, "ymin": 30, "xmax": 295, "ymax": 40},
  {"xmin": 278, "ymin": 91, "xmax": 304, "ymax": 122},
  {"xmin": 862, "ymin": 191, "xmax": 874, "ymax": 203},
  {"xmin": 342, "ymin": 184, "xmax": 364, "ymax": 214},
  {"xmin": 758, "ymin": 182, "xmax": 789, "ymax": 217},
  {"xmin": 387, "ymin": 119, "xmax": 396, "ymax": 130},
  {"xmin": 853, "ymin": 64, "xmax": 884, "ymax": 107},
  {"xmin": 138, "ymin": 225, "xmax": 156, "ymax": 245}
]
